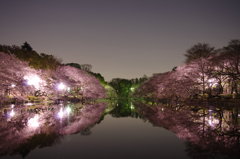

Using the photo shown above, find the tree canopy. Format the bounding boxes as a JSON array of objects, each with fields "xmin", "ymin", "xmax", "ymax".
[
  {"xmin": 21, "ymin": 41, "xmax": 33, "ymax": 52},
  {"xmin": 185, "ymin": 43, "xmax": 215, "ymax": 63},
  {"xmin": 0, "ymin": 43, "xmax": 61, "ymax": 70}
]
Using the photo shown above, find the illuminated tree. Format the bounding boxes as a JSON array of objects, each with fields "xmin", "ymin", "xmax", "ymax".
[
  {"xmin": 109, "ymin": 78, "xmax": 132, "ymax": 97},
  {"xmin": 220, "ymin": 40, "xmax": 240, "ymax": 94},
  {"xmin": 185, "ymin": 43, "xmax": 215, "ymax": 94}
]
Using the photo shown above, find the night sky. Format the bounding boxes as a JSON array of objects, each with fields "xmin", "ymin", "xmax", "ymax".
[{"xmin": 0, "ymin": 0, "xmax": 240, "ymax": 81}]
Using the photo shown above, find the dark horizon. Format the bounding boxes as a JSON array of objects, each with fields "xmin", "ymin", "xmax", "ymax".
[{"xmin": 1, "ymin": 0, "xmax": 240, "ymax": 81}]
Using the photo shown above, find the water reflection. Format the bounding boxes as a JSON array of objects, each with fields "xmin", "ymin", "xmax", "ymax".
[
  {"xmin": 9, "ymin": 109, "xmax": 15, "ymax": 118},
  {"xmin": 109, "ymin": 98, "xmax": 139, "ymax": 118},
  {"xmin": 135, "ymin": 102, "xmax": 240, "ymax": 158},
  {"xmin": 28, "ymin": 115, "xmax": 40, "ymax": 129},
  {"xmin": 0, "ymin": 100, "xmax": 239, "ymax": 159},
  {"xmin": 0, "ymin": 102, "xmax": 106, "ymax": 157}
]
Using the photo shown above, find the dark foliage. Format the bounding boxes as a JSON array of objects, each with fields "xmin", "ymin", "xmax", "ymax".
[{"xmin": 0, "ymin": 43, "xmax": 61, "ymax": 70}]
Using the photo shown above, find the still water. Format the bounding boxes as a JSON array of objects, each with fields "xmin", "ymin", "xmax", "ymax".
[{"xmin": 0, "ymin": 100, "xmax": 239, "ymax": 159}]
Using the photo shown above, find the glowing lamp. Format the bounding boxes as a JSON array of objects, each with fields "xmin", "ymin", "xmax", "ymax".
[
  {"xmin": 67, "ymin": 87, "xmax": 71, "ymax": 92},
  {"xmin": 9, "ymin": 110, "xmax": 15, "ymax": 117},
  {"xmin": 57, "ymin": 82, "xmax": 66, "ymax": 91},
  {"xmin": 207, "ymin": 116, "xmax": 219, "ymax": 127},
  {"xmin": 24, "ymin": 74, "xmax": 42, "ymax": 89},
  {"xmin": 28, "ymin": 115, "xmax": 40, "ymax": 129},
  {"xmin": 207, "ymin": 78, "xmax": 218, "ymax": 87}
]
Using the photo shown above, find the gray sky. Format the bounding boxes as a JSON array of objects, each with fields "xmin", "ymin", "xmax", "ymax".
[{"xmin": 0, "ymin": 0, "xmax": 240, "ymax": 81}]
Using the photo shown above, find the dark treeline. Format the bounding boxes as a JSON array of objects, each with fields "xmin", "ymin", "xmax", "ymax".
[
  {"xmin": 109, "ymin": 76, "xmax": 148, "ymax": 98},
  {"xmin": 0, "ymin": 42, "xmax": 61, "ymax": 70}
]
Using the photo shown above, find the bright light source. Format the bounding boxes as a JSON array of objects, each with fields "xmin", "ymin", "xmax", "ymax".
[
  {"xmin": 130, "ymin": 104, "xmax": 134, "ymax": 110},
  {"xmin": 11, "ymin": 84, "xmax": 16, "ymax": 88},
  {"xmin": 11, "ymin": 104, "xmax": 15, "ymax": 108},
  {"xmin": 207, "ymin": 116, "xmax": 219, "ymax": 127},
  {"xmin": 24, "ymin": 74, "xmax": 42, "ymax": 89},
  {"xmin": 28, "ymin": 115, "xmax": 40, "ymax": 129},
  {"xmin": 57, "ymin": 82, "xmax": 67, "ymax": 91},
  {"xmin": 208, "ymin": 78, "xmax": 218, "ymax": 87},
  {"xmin": 208, "ymin": 79, "xmax": 214, "ymax": 83},
  {"xmin": 67, "ymin": 87, "xmax": 71, "ymax": 92},
  {"xmin": 9, "ymin": 110, "xmax": 15, "ymax": 117}
]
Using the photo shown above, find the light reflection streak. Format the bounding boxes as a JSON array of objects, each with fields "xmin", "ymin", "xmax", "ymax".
[
  {"xmin": 65, "ymin": 106, "xmax": 71, "ymax": 114},
  {"xmin": 25, "ymin": 103, "xmax": 33, "ymax": 106},
  {"xmin": 57, "ymin": 106, "xmax": 72, "ymax": 119},
  {"xmin": 58, "ymin": 108, "xmax": 64, "ymax": 119},
  {"xmin": 11, "ymin": 104, "xmax": 15, "ymax": 108}
]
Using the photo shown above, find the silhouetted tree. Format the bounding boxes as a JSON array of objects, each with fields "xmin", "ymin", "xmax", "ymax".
[
  {"xmin": 81, "ymin": 64, "xmax": 92, "ymax": 72},
  {"xmin": 21, "ymin": 42, "xmax": 33, "ymax": 52},
  {"xmin": 65, "ymin": 63, "xmax": 82, "ymax": 69},
  {"xmin": 172, "ymin": 66, "xmax": 177, "ymax": 71},
  {"xmin": 185, "ymin": 43, "xmax": 215, "ymax": 63}
]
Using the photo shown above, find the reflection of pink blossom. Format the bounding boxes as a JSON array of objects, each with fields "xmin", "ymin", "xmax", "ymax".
[
  {"xmin": 0, "ymin": 103, "xmax": 106, "ymax": 155},
  {"xmin": 58, "ymin": 108, "xmax": 64, "ymax": 119},
  {"xmin": 28, "ymin": 115, "xmax": 40, "ymax": 129},
  {"xmin": 57, "ymin": 106, "xmax": 71, "ymax": 119},
  {"xmin": 9, "ymin": 110, "xmax": 15, "ymax": 117}
]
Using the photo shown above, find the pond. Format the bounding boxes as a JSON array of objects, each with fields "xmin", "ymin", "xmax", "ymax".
[{"xmin": 0, "ymin": 100, "xmax": 239, "ymax": 159}]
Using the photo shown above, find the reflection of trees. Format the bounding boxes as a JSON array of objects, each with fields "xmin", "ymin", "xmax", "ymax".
[
  {"xmin": 110, "ymin": 99, "xmax": 139, "ymax": 118},
  {"xmin": 0, "ymin": 103, "xmax": 106, "ymax": 157},
  {"xmin": 14, "ymin": 133, "xmax": 61, "ymax": 158},
  {"xmin": 135, "ymin": 102, "xmax": 240, "ymax": 158},
  {"xmin": 80, "ymin": 128, "xmax": 92, "ymax": 136}
]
